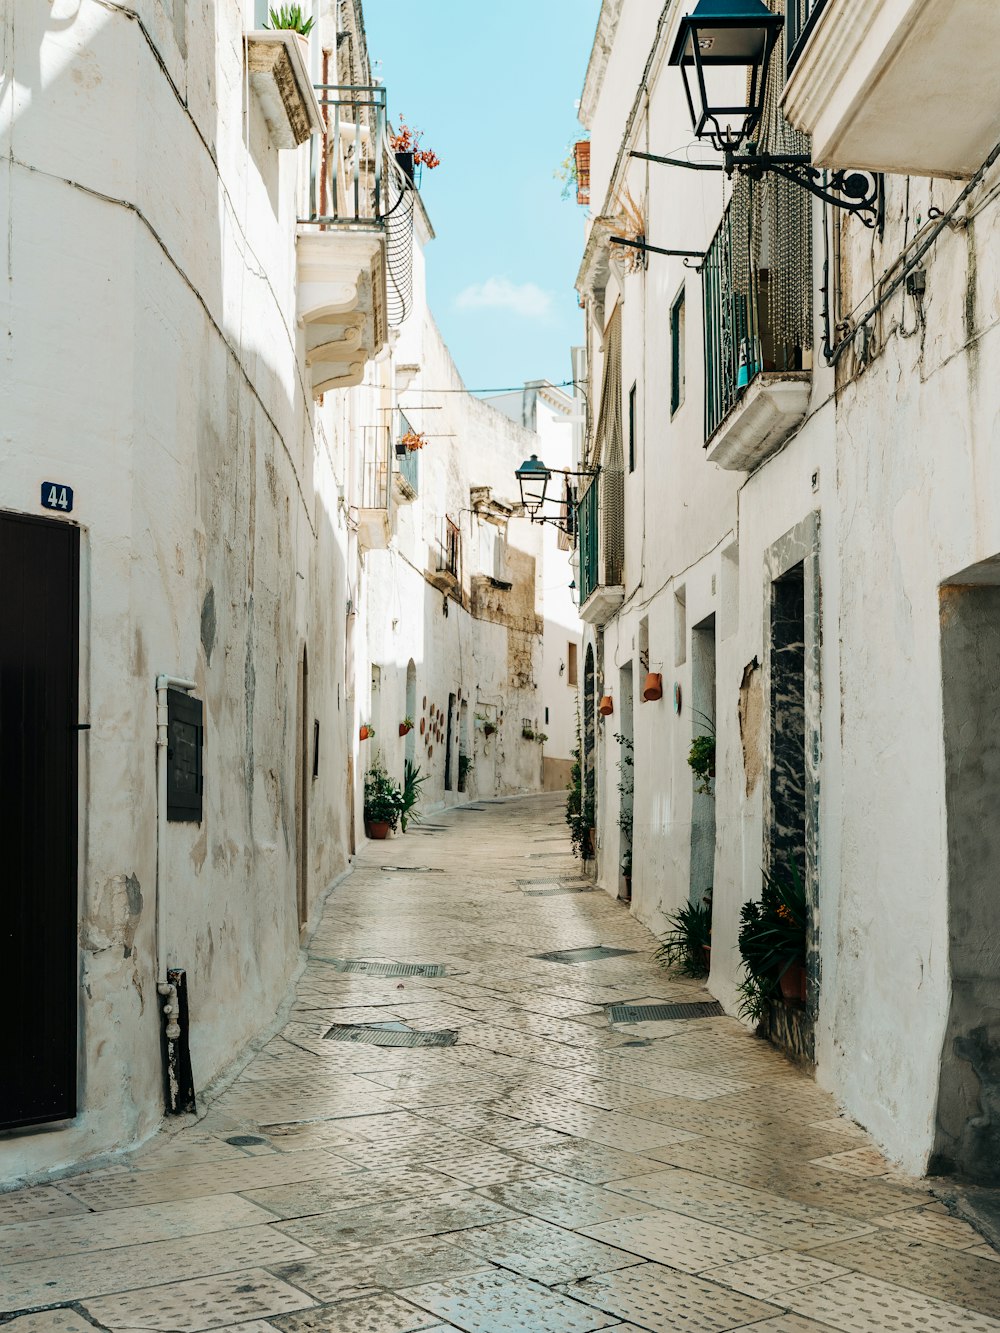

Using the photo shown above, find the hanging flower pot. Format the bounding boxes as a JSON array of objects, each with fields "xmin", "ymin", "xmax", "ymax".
[
  {"xmin": 359, "ymin": 725, "xmax": 373, "ymax": 741},
  {"xmin": 399, "ymin": 718, "xmax": 414, "ymax": 737},
  {"xmin": 598, "ymin": 695, "xmax": 614, "ymax": 717},
  {"xmin": 643, "ymin": 672, "xmax": 663, "ymax": 702}
]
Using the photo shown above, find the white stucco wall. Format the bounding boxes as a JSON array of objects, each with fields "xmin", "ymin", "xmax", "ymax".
[{"xmin": 576, "ymin": 0, "xmax": 1000, "ymax": 1177}]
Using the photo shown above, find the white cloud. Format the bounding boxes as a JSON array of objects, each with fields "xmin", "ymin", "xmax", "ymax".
[{"xmin": 454, "ymin": 277, "xmax": 554, "ymax": 321}]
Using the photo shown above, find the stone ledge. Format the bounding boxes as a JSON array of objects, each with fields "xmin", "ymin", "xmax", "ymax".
[
  {"xmin": 246, "ymin": 31, "xmax": 322, "ymax": 149},
  {"xmin": 706, "ymin": 374, "xmax": 811, "ymax": 473}
]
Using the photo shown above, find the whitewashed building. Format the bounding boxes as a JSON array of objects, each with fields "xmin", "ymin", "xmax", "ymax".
[
  {"xmin": 0, "ymin": 0, "xmax": 550, "ymax": 1185},
  {"xmin": 574, "ymin": 0, "xmax": 1000, "ymax": 1182},
  {"xmin": 485, "ymin": 381, "xmax": 583, "ymax": 791}
]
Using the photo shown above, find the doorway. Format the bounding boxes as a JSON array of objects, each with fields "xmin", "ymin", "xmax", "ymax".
[
  {"xmin": 405, "ymin": 660, "xmax": 417, "ymax": 767},
  {"xmin": 0, "ymin": 512, "xmax": 80, "ymax": 1129},
  {"xmin": 618, "ymin": 663, "xmax": 634, "ymax": 899},
  {"xmin": 444, "ymin": 692, "xmax": 456, "ymax": 790},
  {"xmin": 768, "ymin": 565, "xmax": 806, "ymax": 876},
  {"xmin": 690, "ymin": 614, "xmax": 717, "ymax": 905},
  {"xmin": 295, "ymin": 645, "xmax": 309, "ymax": 928},
  {"xmin": 935, "ymin": 578, "xmax": 1000, "ymax": 1181}
]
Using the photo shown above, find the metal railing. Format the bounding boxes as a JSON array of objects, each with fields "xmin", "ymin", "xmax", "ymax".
[
  {"xmin": 305, "ymin": 85, "xmax": 387, "ymax": 226},
  {"xmin": 702, "ymin": 200, "xmax": 804, "ymax": 442},
  {"xmin": 786, "ymin": 0, "xmax": 828, "ymax": 73},
  {"xmin": 577, "ymin": 480, "xmax": 599, "ymax": 606},
  {"xmin": 360, "ymin": 428, "xmax": 390, "ymax": 510}
]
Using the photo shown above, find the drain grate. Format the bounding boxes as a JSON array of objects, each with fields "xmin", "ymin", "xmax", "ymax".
[
  {"xmin": 606, "ymin": 1001, "xmax": 725, "ymax": 1023},
  {"xmin": 534, "ymin": 946, "xmax": 638, "ymax": 965},
  {"xmin": 324, "ymin": 1024, "xmax": 457, "ymax": 1048},
  {"xmin": 310, "ymin": 958, "xmax": 445, "ymax": 978},
  {"xmin": 225, "ymin": 1134, "xmax": 269, "ymax": 1146}
]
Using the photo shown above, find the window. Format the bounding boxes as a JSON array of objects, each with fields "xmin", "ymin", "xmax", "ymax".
[
  {"xmin": 441, "ymin": 517, "xmax": 461, "ymax": 580},
  {"xmin": 671, "ymin": 287, "xmax": 686, "ymax": 416},
  {"xmin": 628, "ymin": 382, "xmax": 637, "ymax": 473},
  {"xmin": 167, "ymin": 690, "xmax": 204, "ymax": 823},
  {"xmin": 567, "ymin": 641, "xmax": 579, "ymax": 687}
]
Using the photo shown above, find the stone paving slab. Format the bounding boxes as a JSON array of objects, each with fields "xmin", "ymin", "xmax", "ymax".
[{"xmin": 3, "ymin": 795, "xmax": 991, "ymax": 1332}]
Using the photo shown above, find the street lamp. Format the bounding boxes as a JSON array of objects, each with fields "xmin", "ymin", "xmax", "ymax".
[
  {"xmin": 514, "ymin": 455, "xmax": 597, "ymax": 533},
  {"xmin": 515, "ymin": 454, "xmax": 552, "ymax": 518},
  {"xmin": 669, "ymin": 0, "xmax": 783, "ymax": 155},
  {"xmin": 658, "ymin": 0, "xmax": 882, "ymax": 227}
]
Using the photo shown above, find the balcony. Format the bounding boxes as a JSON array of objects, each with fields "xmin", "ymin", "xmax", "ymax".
[
  {"xmin": 577, "ymin": 474, "xmax": 624, "ymax": 626},
  {"xmin": 702, "ymin": 198, "xmax": 811, "ymax": 473},
  {"xmin": 357, "ymin": 428, "xmax": 391, "ymax": 550},
  {"xmin": 298, "ymin": 86, "xmax": 399, "ymax": 397},
  {"xmin": 246, "ymin": 31, "xmax": 322, "ymax": 149},
  {"xmin": 782, "ymin": 0, "xmax": 1000, "ymax": 179},
  {"xmin": 427, "ymin": 517, "xmax": 462, "ymax": 597}
]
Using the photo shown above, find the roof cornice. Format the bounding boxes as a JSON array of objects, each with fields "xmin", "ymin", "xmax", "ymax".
[{"xmin": 579, "ymin": 0, "xmax": 624, "ymax": 129}]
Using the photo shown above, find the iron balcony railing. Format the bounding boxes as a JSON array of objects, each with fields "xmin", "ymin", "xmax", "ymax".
[
  {"xmin": 702, "ymin": 200, "xmax": 805, "ymax": 443},
  {"xmin": 304, "ymin": 85, "xmax": 387, "ymax": 226},
  {"xmin": 786, "ymin": 0, "xmax": 828, "ymax": 73},
  {"xmin": 577, "ymin": 480, "xmax": 599, "ymax": 606},
  {"xmin": 360, "ymin": 428, "xmax": 390, "ymax": 510}
]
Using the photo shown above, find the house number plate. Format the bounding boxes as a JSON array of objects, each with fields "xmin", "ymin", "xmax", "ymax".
[{"xmin": 41, "ymin": 482, "xmax": 74, "ymax": 513}]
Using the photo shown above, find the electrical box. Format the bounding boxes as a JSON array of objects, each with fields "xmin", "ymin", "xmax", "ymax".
[{"xmin": 167, "ymin": 689, "xmax": 203, "ymax": 823}]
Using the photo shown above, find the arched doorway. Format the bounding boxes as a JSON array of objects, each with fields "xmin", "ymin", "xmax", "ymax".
[{"xmin": 405, "ymin": 659, "xmax": 417, "ymax": 766}]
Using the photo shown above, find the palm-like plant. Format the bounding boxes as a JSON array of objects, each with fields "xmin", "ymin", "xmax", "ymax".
[
  {"xmin": 263, "ymin": 5, "xmax": 314, "ymax": 36},
  {"xmin": 736, "ymin": 861, "xmax": 807, "ymax": 1022},
  {"xmin": 656, "ymin": 894, "xmax": 712, "ymax": 977},
  {"xmin": 400, "ymin": 760, "xmax": 428, "ymax": 833}
]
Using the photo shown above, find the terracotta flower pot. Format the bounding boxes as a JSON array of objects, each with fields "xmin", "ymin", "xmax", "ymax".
[
  {"xmin": 598, "ymin": 695, "xmax": 614, "ymax": 717},
  {"xmin": 366, "ymin": 820, "xmax": 391, "ymax": 840},
  {"xmin": 359, "ymin": 725, "xmax": 371, "ymax": 741},
  {"xmin": 643, "ymin": 672, "xmax": 663, "ymax": 702},
  {"xmin": 399, "ymin": 723, "xmax": 412, "ymax": 736},
  {"xmin": 779, "ymin": 960, "xmax": 807, "ymax": 1003},
  {"xmin": 702, "ymin": 944, "xmax": 712, "ymax": 968}
]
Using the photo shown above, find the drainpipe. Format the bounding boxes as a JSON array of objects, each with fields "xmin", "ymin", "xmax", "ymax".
[{"xmin": 155, "ymin": 675, "xmax": 196, "ymax": 1055}]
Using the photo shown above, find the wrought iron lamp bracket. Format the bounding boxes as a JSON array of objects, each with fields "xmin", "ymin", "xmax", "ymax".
[{"xmin": 725, "ymin": 147, "xmax": 882, "ymax": 228}]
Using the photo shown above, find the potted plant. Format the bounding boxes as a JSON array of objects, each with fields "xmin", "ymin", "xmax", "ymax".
[
  {"xmin": 522, "ymin": 725, "xmax": 535, "ymax": 740},
  {"xmin": 457, "ymin": 753, "xmax": 472, "ymax": 792},
  {"xmin": 400, "ymin": 429, "xmax": 427, "ymax": 452},
  {"xmin": 736, "ymin": 862, "xmax": 808, "ymax": 1022},
  {"xmin": 399, "ymin": 716, "xmax": 414, "ymax": 737},
  {"xmin": 359, "ymin": 723, "xmax": 374, "ymax": 742},
  {"xmin": 363, "ymin": 762, "xmax": 404, "ymax": 839},
  {"xmin": 400, "ymin": 760, "xmax": 428, "ymax": 833},
  {"xmin": 262, "ymin": 3, "xmax": 313, "ymax": 57},
  {"xmin": 656, "ymin": 892, "xmax": 712, "ymax": 977},
  {"xmin": 389, "ymin": 117, "xmax": 441, "ymax": 186},
  {"xmin": 621, "ymin": 848, "xmax": 632, "ymax": 900}
]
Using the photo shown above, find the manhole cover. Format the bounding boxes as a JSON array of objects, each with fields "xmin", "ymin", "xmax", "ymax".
[
  {"xmin": 524, "ymin": 887, "xmax": 594, "ymax": 897},
  {"xmin": 534, "ymin": 946, "xmax": 638, "ymax": 965},
  {"xmin": 379, "ymin": 866, "xmax": 444, "ymax": 873},
  {"xmin": 225, "ymin": 1134, "xmax": 269, "ymax": 1146},
  {"xmin": 606, "ymin": 1001, "xmax": 725, "ymax": 1023},
  {"xmin": 324, "ymin": 1024, "xmax": 457, "ymax": 1048},
  {"xmin": 309, "ymin": 958, "xmax": 445, "ymax": 978}
]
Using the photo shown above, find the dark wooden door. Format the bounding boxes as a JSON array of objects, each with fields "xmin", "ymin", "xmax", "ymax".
[{"xmin": 0, "ymin": 512, "xmax": 80, "ymax": 1128}]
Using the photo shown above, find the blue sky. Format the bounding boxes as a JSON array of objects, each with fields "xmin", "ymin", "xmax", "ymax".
[{"xmin": 364, "ymin": 1, "xmax": 602, "ymax": 394}]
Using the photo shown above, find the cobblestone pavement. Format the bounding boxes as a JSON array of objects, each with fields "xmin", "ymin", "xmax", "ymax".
[{"xmin": 4, "ymin": 795, "xmax": 999, "ymax": 1332}]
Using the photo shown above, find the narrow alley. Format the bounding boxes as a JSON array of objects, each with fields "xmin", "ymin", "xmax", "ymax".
[{"xmin": 3, "ymin": 798, "xmax": 997, "ymax": 1333}]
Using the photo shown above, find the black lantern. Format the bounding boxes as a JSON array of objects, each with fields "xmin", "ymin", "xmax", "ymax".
[
  {"xmin": 515, "ymin": 454, "xmax": 552, "ymax": 516},
  {"xmin": 669, "ymin": 0, "xmax": 783, "ymax": 154}
]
